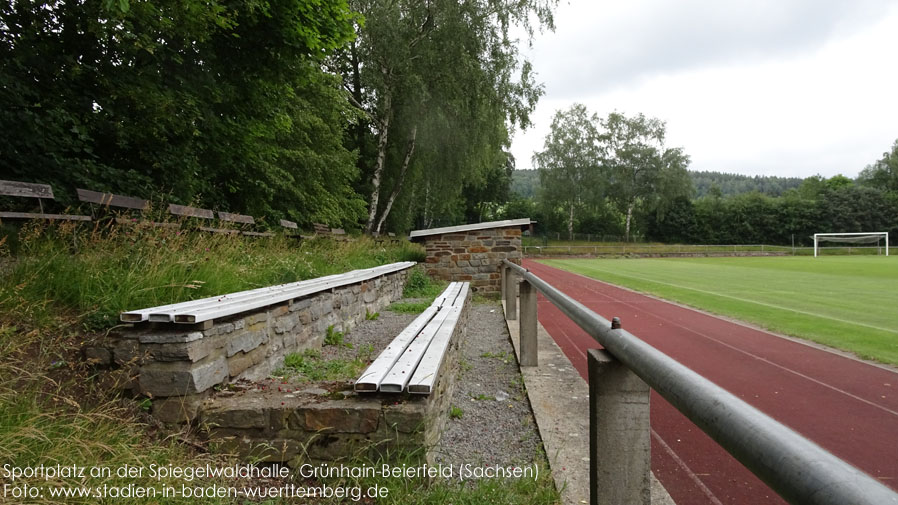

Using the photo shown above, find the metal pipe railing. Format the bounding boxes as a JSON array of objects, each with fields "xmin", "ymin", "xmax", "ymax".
[{"xmin": 502, "ymin": 259, "xmax": 898, "ymax": 505}]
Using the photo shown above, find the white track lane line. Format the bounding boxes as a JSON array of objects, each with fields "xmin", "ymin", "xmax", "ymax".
[{"xmin": 652, "ymin": 429, "xmax": 726, "ymax": 505}]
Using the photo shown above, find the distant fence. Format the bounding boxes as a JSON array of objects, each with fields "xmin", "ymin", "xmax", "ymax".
[{"xmin": 523, "ymin": 244, "xmax": 891, "ymax": 257}]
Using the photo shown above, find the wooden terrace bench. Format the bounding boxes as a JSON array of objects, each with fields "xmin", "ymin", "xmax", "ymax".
[
  {"xmin": 354, "ymin": 282, "xmax": 470, "ymax": 394},
  {"xmin": 76, "ymin": 188, "xmax": 180, "ymax": 228},
  {"xmin": 0, "ymin": 180, "xmax": 91, "ymax": 222},
  {"xmin": 217, "ymin": 211, "xmax": 273, "ymax": 237}
]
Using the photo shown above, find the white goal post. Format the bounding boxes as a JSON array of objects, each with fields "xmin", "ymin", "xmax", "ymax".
[{"xmin": 813, "ymin": 232, "xmax": 889, "ymax": 257}]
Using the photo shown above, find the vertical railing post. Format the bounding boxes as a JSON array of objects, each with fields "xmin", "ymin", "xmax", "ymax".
[
  {"xmin": 504, "ymin": 264, "xmax": 517, "ymax": 320},
  {"xmin": 519, "ymin": 279, "xmax": 537, "ymax": 366},
  {"xmin": 588, "ymin": 319, "xmax": 650, "ymax": 505},
  {"xmin": 501, "ymin": 264, "xmax": 508, "ymax": 304}
]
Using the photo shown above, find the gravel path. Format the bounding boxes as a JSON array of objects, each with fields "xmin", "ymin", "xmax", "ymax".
[{"xmin": 431, "ymin": 300, "xmax": 544, "ymax": 467}]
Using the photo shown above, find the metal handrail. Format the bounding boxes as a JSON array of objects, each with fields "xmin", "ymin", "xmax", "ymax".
[{"xmin": 502, "ymin": 259, "xmax": 898, "ymax": 505}]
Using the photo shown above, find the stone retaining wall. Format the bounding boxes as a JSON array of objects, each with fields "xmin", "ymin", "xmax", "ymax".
[
  {"xmin": 420, "ymin": 227, "xmax": 522, "ymax": 293},
  {"xmin": 201, "ymin": 289, "xmax": 470, "ymax": 465},
  {"xmin": 88, "ymin": 268, "xmax": 410, "ymax": 423}
]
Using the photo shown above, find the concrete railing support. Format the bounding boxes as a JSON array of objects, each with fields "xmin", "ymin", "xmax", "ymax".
[
  {"xmin": 504, "ymin": 265, "xmax": 517, "ymax": 320},
  {"xmin": 501, "ymin": 264, "xmax": 508, "ymax": 305},
  {"xmin": 588, "ymin": 347, "xmax": 651, "ymax": 505},
  {"xmin": 519, "ymin": 279, "xmax": 538, "ymax": 366}
]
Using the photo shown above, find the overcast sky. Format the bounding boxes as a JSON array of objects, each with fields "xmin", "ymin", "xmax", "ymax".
[{"xmin": 510, "ymin": 0, "xmax": 898, "ymax": 178}]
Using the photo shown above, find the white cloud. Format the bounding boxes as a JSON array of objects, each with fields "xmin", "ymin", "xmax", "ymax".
[{"xmin": 511, "ymin": 0, "xmax": 898, "ymax": 177}]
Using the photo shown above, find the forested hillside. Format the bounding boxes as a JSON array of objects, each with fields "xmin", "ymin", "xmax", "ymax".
[
  {"xmin": 690, "ymin": 171, "xmax": 803, "ymax": 197},
  {"xmin": 0, "ymin": 0, "xmax": 557, "ymax": 232},
  {"xmin": 512, "ymin": 169, "xmax": 804, "ymax": 198}
]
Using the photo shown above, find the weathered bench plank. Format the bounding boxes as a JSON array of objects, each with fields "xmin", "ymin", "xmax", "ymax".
[
  {"xmin": 0, "ymin": 211, "xmax": 91, "ymax": 221},
  {"xmin": 217, "ymin": 211, "xmax": 255, "ymax": 225},
  {"xmin": 354, "ymin": 284, "xmax": 460, "ymax": 392},
  {"xmin": 408, "ymin": 283, "xmax": 470, "ymax": 394},
  {"xmin": 377, "ymin": 283, "xmax": 466, "ymax": 393},
  {"xmin": 0, "ymin": 180, "xmax": 54, "ymax": 199},
  {"xmin": 121, "ymin": 262, "xmax": 415, "ymax": 324},
  {"xmin": 76, "ymin": 188, "xmax": 148, "ymax": 210},
  {"xmin": 168, "ymin": 204, "xmax": 214, "ymax": 219}
]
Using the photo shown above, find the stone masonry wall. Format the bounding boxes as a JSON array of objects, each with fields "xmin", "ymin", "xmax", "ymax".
[
  {"xmin": 90, "ymin": 269, "xmax": 409, "ymax": 423},
  {"xmin": 201, "ymin": 289, "xmax": 471, "ymax": 465},
  {"xmin": 422, "ymin": 226, "xmax": 522, "ymax": 293}
]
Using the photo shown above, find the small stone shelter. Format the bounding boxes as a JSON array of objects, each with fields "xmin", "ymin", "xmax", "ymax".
[{"xmin": 409, "ymin": 218, "xmax": 531, "ymax": 293}]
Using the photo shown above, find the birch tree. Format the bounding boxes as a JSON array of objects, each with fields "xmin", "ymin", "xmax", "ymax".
[
  {"xmin": 533, "ymin": 104, "xmax": 603, "ymax": 239},
  {"xmin": 339, "ymin": 0, "xmax": 557, "ymax": 233},
  {"xmin": 600, "ymin": 112, "xmax": 691, "ymax": 241}
]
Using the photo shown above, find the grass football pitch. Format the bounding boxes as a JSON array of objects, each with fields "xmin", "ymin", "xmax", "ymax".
[{"xmin": 540, "ymin": 256, "xmax": 898, "ymax": 366}]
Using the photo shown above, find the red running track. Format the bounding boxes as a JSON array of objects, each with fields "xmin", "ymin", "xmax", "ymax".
[{"xmin": 524, "ymin": 260, "xmax": 898, "ymax": 505}]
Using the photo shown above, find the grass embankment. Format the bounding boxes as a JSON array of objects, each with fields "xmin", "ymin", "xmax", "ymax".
[
  {"xmin": 386, "ymin": 268, "xmax": 449, "ymax": 314},
  {"xmin": 543, "ymin": 256, "xmax": 898, "ymax": 365},
  {"xmin": 0, "ymin": 222, "xmax": 557, "ymax": 504}
]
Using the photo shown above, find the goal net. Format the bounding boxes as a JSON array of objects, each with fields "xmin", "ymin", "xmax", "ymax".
[{"xmin": 813, "ymin": 232, "xmax": 889, "ymax": 257}]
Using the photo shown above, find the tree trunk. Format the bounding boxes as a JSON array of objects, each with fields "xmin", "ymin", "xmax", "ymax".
[
  {"xmin": 350, "ymin": 40, "xmax": 366, "ymax": 168},
  {"xmin": 423, "ymin": 184, "xmax": 433, "ymax": 229},
  {"xmin": 375, "ymin": 125, "xmax": 417, "ymax": 234},
  {"xmin": 364, "ymin": 91, "xmax": 392, "ymax": 233},
  {"xmin": 568, "ymin": 202, "xmax": 574, "ymax": 240},
  {"xmin": 625, "ymin": 201, "xmax": 634, "ymax": 242}
]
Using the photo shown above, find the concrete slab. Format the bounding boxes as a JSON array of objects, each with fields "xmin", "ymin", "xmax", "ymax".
[{"xmin": 504, "ymin": 300, "xmax": 676, "ymax": 505}]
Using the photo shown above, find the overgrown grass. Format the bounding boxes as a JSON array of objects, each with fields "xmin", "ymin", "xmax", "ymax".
[
  {"xmin": 402, "ymin": 268, "xmax": 447, "ymax": 298},
  {"xmin": 0, "ymin": 222, "xmax": 424, "ymax": 504},
  {"xmin": 387, "ymin": 301, "xmax": 433, "ymax": 314},
  {"xmin": 276, "ymin": 349, "xmax": 365, "ymax": 383},
  {"xmin": 387, "ymin": 267, "xmax": 448, "ymax": 314},
  {"xmin": 0, "ymin": 220, "xmax": 424, "ymax": 331}
]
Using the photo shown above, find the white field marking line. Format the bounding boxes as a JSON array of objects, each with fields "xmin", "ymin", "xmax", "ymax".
[
  {"xmin": 560, "ymin": 269, "xmax": 898, "ymax": 418},
  {"xmin": 560, "ymin": 262, "xmax": 898, "ymax": 335},
  {"xmin": 651, "ymin": 429, "xmax": 726, "ymax": 505}
]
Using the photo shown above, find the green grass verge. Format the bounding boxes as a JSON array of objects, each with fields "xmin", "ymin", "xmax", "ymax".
[
  {"xmin": 276, "ymin": 349, "xmax": 366, "ymax": 383},
  {"xmin": 387, "ymin": 268, "xmax": 448, "ymax": 314},
  {"xmin": 542, "ymin": 256, "xmax": 898, "ymax": 365}
]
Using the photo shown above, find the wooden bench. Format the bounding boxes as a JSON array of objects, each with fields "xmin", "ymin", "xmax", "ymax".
[
  {"xmin": 218, "ymin": 211, "xmax": 273, "ymax": 238},
  {"xmin": 167, "ymin": 203, "xmax": 239, "ymax": 235},
  {"xmin": 0, "ymin": 180, "xmax": 91, "ymax": 222},
  {"xmin": 121, "ymin": 261, "xmax": 416, "ymax": 325},
  {"xmin": 355, "ymin": 282, "xmax": 470, "ymax": 394},
  {"xmin": 76, "ymin": 188, "xmax": 180, "ymax": 229}
]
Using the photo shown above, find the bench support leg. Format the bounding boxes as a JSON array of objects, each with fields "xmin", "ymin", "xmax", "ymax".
[
  {"xmin": 519, "ymin": 279, "xmax": 538, "ymax": 366},
  {"xmin": 588, "ymin": 348, "xmax": 651, "ymax": 505}
]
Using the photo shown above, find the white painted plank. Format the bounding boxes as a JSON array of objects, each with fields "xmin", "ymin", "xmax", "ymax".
[
  {"xmin": 407, "ymin": 283, "xmax": 469, "ymax": 394},
  {"xmin": 121, "ymin": 261, "xmax": 414, "ymax": 322},
  {"xmin": 378, "ymin": 283, "xmax": 463, "ymax": 393},
  {"xmin": 166, "ymin": 263, "xmax": 412, "ymax": 324},
  {"xmin": 124, "ymin": 271, "xmax": 348, "ymax": 322},
  {"xmin": 354, "ymin": 306, "xmax": 440, "ymax": 392},
  {"xmin": 355, "ymin": 283, "xmax": 459, "ymax": 392}
]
